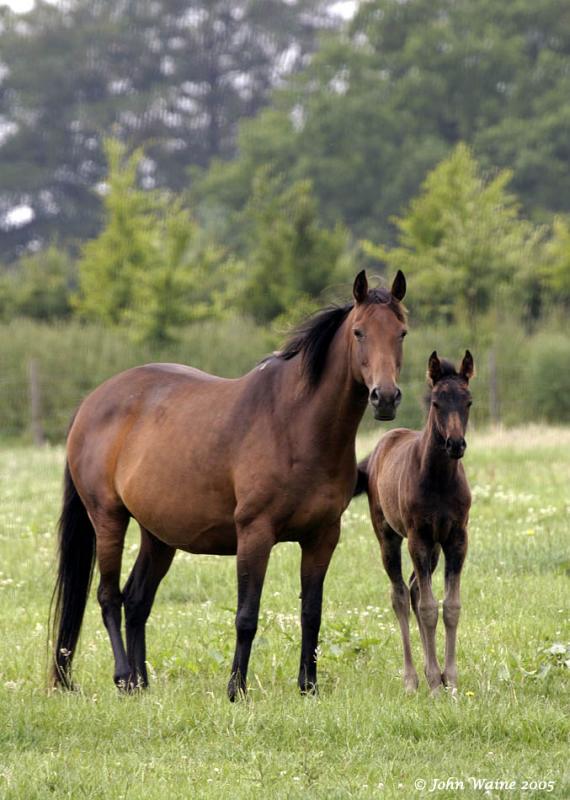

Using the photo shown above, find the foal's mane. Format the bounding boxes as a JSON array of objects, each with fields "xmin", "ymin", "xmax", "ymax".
[
  {"xmin": 423, "ymin": 359, "xmax": 466, "ymax": 409},
  {"xmin": 277, "ymin": 288, "xmax": 405, "ymax": 388}
]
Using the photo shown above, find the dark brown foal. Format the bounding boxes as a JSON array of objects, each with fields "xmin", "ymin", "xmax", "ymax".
[{"xmin": 357, "ymin": 351, "xmax": 474, "ymax": 694}]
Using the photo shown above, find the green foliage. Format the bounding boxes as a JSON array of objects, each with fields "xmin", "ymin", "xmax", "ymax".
[
  {"xmin": 194, "ymin": 0, "xmax": 570, "ymax": 250},
  {"xmin": 241, "ymin": 170, "xmax": 351, "ymax": 322},
  {"xmin": 365, "ymin": 144, "xmax": 543, "ymax": 328},
  {"xmin": 0, "ymin": 0, "xmax": 335, "ymax": 261},
  {"xmin": 0, "ymin": 317, "xmax": 270, "ymax": 441},
  {"xmin": 0, "ymin": 246, "xmax": 74, "ymax": 322},
  {"xmin": 541, "ymin": 217, "xmax": 570, "ymax": 306},
  {"xmin": 525, "ymin": 333, "xmax": 570, "ymax": 423},
  {"xmin": 75, "ymin": 141, "xmax": 231, "ymax": 342}
]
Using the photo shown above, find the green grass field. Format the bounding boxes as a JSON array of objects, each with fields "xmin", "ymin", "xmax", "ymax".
[{"xmin": 0, "ymin": 428, "xmax": 568, "ymax": 799}]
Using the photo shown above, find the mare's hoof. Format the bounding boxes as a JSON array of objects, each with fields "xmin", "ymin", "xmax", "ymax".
[
  {"xmin": 114, "ymin": 673, "xmax": 146, "ymax": 693},
  {"xmin": 227, "ymin": 677, "xmax": 247, "ymax": 703}
]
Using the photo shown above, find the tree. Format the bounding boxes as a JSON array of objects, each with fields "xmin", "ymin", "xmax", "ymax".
[
  {"xmin": 75, "ymin": 140, "xmax": 227, "ymax": 342},
  {"xmin": 365, "ymin": 144, "xmax": 542, "ymax": 329},
  {"xmin": 194, "ymin": 0, "xmax": 570, "ymax": 248},
  {"xmin": 0, "ymin": 0, "xmax": 339, "ymax": 262},
  {"xmin": 241, "ymin": 169, "xmax": 350, "ymax": 322},
  {"xmin": 541, "ymin": 218, "xmax": 570, "ymax": 308}
]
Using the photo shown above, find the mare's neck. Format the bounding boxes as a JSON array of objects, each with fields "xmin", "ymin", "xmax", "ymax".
[
  {"xmin": 418, "ymin": 413, "xmax": 459, "ymax": 489},
  {"xmin": 294, "ymin": 322, "xmax": 368, "ymax": 458}
]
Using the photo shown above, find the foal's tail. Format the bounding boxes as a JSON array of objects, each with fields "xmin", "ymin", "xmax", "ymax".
[
  {"xmin": 50, "ymin": 462, "xmax": 96, "ymax": 689},
  {"xmin": 353, "ymin": 455, "xmax": 371, "ymax": 497}
]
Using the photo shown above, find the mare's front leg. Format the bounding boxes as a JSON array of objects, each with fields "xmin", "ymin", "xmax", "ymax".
[
  {"xmin": 408, "ymin": 531, "xmax": 443, "ymax": 694},
  {"xmin": 227, "ymin": 519, "xmax": 274, "ymax": 702},
  {"xmin": 441, "ymin": 527, "xmax": 468, "ymax": 690},
  {"xmin": 298, "ymin": 522, "xmax": 340, "ymax": 695},
  {"xmin": 378, "ymin": 525, "xmax": 418, "ymax": 693}
]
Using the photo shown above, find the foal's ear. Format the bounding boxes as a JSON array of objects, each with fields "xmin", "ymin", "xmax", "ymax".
[
  {"xmin": 459, "ymin": 349, "xmax": 475, "ymax": 382},
  {"xmin": 391, "ymin": 270, "xmax": 406, "ymax": 301},
  {"xmin": 353, "ymin": 270, "xmax": 369, "ymax": 304},
  {"xmin": 427, "ymin": 350, "xmax": 442, "ymax": 384}
]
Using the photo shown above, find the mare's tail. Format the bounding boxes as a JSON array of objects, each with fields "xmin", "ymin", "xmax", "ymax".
[
  {"xmin": 353, "ymin": 455, "xmax": 371, "ymax": 497},
  {"xmin": 50, "ymin": 462, "xmax": 96, "ymax": 688}
]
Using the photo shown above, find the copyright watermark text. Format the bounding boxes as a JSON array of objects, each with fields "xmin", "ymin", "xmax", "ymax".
[{"xmin": 414, "ymin": 778, "xmax": 556, "ymax": 793}]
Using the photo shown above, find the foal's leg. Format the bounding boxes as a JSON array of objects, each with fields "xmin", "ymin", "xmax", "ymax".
[
  {"xmin": 409, "ymin": 545, "xmax": 440, "ymax": 656},
  {"xmin": 123, "ymin": 526, "xmax": 176, "ymax": 688},
  {"xmin": 93, "ymin": 508, "xmax": 132, "ymax": 689},
  {"xmin": 227, "ymin": 520, "xmax": 273, "ymax": 701},
  {"xmin": 379, "ymin": 526, "xmax": 418, "ymax": 693},
  {"xmin": 441, "ymin": 528, "xmax": 467, "ymax": 690},
  {"xmin": 298, "ymin": 523, "xmax": 340, "ymax": 695},
  {"xmin": 408, "ymin": 533, "xmax": 443, "ymax": 693}
]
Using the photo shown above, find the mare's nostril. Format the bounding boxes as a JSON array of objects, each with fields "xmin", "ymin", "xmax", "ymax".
[
  {"xmin": 370, "ymin": 388, "xmax": 380, "ymax": 407},
  {"xmin": 394, "ymin": 388, "xmax": 402, "ymax": 405}
]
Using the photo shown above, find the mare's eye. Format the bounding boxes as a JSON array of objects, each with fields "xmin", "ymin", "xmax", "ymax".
[
  {"xmin": 353, "ymin": 329, "xmax": 364, "ymax": 340},
  {"xmin": 400, "ymin": 330, "xmax": 407, "ymax": 340}
]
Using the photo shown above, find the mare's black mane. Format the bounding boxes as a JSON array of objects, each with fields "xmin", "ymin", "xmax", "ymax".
[{"xmin": 276, "ymin": 288, "xmax": 405, "ymax": 387}]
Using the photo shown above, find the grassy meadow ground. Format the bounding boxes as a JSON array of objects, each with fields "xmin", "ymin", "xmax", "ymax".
[{"xmin": 0, "ymin": 427, "xmax": 568, "ymax": 799}]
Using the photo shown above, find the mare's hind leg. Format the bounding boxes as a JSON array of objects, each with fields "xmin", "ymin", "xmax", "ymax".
[
  {"xmin": 298, "ymin": 522, "xmax": 340, "ymax": 695},
  {"xmin": 408, "ymin": 534, "xmax": 442, "ymax": 693},
  {"xmin": 378, "ymin": 525, "xmax": 418, "ymax": 693},
  {"xmin": 93, "ymin": 508, "xmax": 132, "ymax": 689},
  {"xmin": 441, "ymin": 527, "xmax": 467, "ymax": 690},
  {"xmin": 123, "ymin": 526, "xmax": 176, "ymax": 689}
]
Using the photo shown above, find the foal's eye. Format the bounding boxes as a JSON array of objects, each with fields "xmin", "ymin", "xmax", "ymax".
[
  {"xmin": 467, "ymin": 400, "xmax": 473, "ymax": 408},
  {"xmin": 353, "ymin": 329, "xmax": 364, "ymax": 340},
  {"xmin": 432, "ymin": 401, "xmax": 439, "ymax": 409}
]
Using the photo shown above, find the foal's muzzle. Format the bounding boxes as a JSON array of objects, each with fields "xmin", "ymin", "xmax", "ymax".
[
  {"xmin": 370, "ymin": 386, "xmax": 402, "ymax": 421},
  {"xmin": 446, "ymin": 436, "xmax": 466, "ymax": 459}
]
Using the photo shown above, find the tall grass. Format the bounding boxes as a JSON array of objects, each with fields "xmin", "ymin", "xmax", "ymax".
[
  {"xmin": 0, "ymin": 430, "xmax": 568, "ymax": 798},
  {"xmin": 0, "ymin": 316, "xmax": 569, "ymax": 441}
]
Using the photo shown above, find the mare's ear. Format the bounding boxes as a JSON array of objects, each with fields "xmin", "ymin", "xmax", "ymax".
[
  {"xmin": 353, "ymin": 270, "xmax": 368, "ymax": 304},
  {"xmin": 427, "ymin": 350, "xmax": 442, "ymax": 385},
  {"xmin": 391, "ymin": 270, "xmax": 406, "ymax": 301},
  {"xmin": 459, "ymin": 349, "xmax": 474, "ymax": 382}
]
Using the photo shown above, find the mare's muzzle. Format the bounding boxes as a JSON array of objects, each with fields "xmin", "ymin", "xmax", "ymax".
[
  {"xmin": 446, "ymin": 436, "xmax": 466, "ymax": 459},
  {"xmin": 370, "ymin": 386, "xmax": 402, "ymax": 421}
]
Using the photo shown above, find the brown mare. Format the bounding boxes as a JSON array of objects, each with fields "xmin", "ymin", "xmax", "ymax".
[
  {"xmin": 356, "ymin": 351, "xmax": 474, "ymax": 694},
  {"xmin": 50, "ymin": 270, "xmax": 407, "ymax": 699}
]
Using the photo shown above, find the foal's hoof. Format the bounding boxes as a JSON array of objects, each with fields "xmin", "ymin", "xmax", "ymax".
[
  {"xmin": 442, "ymin": 670, "xmax": 458, "ymax": 690},
  {"xmin": 403, "ymin": 672, "xmax": 419, "ymax": 694}
]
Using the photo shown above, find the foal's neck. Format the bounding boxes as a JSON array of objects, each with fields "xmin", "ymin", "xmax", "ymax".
[{"xmin": 418, "ymin": 413, "xmax": 460, "ymax": 488}]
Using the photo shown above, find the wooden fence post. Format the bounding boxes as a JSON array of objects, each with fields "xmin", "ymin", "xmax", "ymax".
[
  {"xmin": 488, "ymin": 347, "xmax": 500, "ymax": 426},
  {"xmin": 28, "ymin": 358, "xmax": 45, "ymax": 446}
]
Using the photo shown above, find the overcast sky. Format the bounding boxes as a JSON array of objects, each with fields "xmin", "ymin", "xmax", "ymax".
[{"xmin": 1, "ymin": 1, "xmax": 358, "ymax": 17}]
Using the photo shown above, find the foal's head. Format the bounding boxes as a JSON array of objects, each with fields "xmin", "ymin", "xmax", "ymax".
[
  {"xmin": 350, "ymin": 270, "xmax": 407, "ymax": 420},
  {"xmin": 427, "ymin": 350, "xmax": 475, "ymax": 459}
]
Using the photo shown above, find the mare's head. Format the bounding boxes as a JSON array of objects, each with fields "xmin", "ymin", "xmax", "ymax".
[
  {"xmin": 349, "ymin": 270, "xmax": 407, "ymax": 420},
  {"xmin": 427, "ymin": 350, "xmax": 475, "ymax": 459}
]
